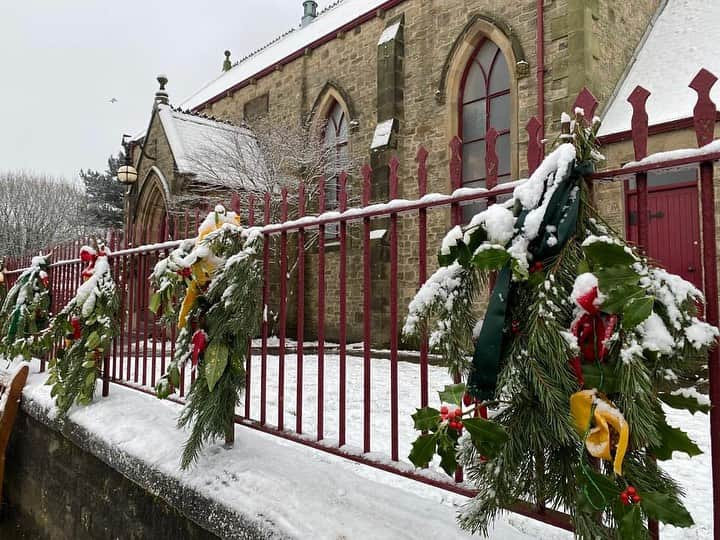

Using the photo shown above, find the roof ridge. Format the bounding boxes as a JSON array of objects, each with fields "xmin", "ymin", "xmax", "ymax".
[
  {"xmin": 169, "ymin": 105, "xmax": 238, "ymax": 127},
  {"xmin": 230, "ymin": 0, "xmax": 346, "ymax": 70}
]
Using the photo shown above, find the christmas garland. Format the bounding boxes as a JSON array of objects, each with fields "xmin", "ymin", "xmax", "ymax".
[
  {"xmin": 151, "ymin": 205, "xmax": 262, "ymax": 468},
  {"xmin": 0, "ymin": 259, "xmax": 7, "ymax": 308},
  {"xmin": 0, "ymin": 254, "xmax": 52, "ymax": 360},
  {"xmin": 404, "ymin": 112, "xmax": 718, "ymax": 538},
  {"xmin": 46, "ymin": 244, "xmax": 119, "ymax": 415}
]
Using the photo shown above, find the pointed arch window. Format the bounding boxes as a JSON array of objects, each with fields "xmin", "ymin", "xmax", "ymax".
[
  {"xmin": 323, "ymin": 101, "xmax": 349, "ymax": 237},
  {"xmin": 460, "ymin": 39, "xmax": 511, "ymax": 188}
]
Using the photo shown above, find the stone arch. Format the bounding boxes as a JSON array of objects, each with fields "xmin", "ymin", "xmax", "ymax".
[
  {"xmin": 310, "ymin": 81, "xmax": 357, "ymax": 130},
  {"xmin": 439, "ymin": 14, "xmax": 526, "ymax": 182},
  {"xmin": 134, "ymin": 166, "xmax": 170, "ymax": 244}
]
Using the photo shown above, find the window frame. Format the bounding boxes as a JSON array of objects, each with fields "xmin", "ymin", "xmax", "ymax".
[{"xmin": 458, "ymin": 38, "xmax": 512, "ymax": 189}]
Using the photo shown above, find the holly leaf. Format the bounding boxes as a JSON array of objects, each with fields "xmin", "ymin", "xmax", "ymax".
[
  {"xmin": 204, "ymin": 340, "xmax": 229, "ymax": 392},
  {"xmin": 617, "ymin": 505, "xmax": 645, "ymax": 540},
  {"xmin": 438, "ymin": 383, "xmax": 466, "ymax": 407},
  {"xmin": 659, "ymin": 392, "xmax": 711, "ymax": 415},
  {"xmin": 601, "ymin": 284, "xmax": 645, "ymax": 314},
  {"xmin": 462, "ymin": 417, "xmax": 508, "ymax": 458},
  {"xmin": 621, "ymin": 296, "xmax": 654, "ymax": 329},
  {"xmin": 409, "ymin": 433, "xmax": 437, "ymax": 470},
  {"xmin": 412, "ymin": 407, "xmax": 441, "ymax": 432},
  {"xmin": 471, "ymin": 247, "xmax": 510, "ymax": 271},
  {"xmin": 584, "ymin": 241, "xmax": 636, "ymax": 268},
  {"xmin": 596, "ymin": 266, "xmax": 640, "ymax": 290},
  {"xmin": 436, "ymin": 434, "xmax": 458, "ymax": 476},
  {"xmin": 641, "ymin": 491, "xmax": 694, "ymax": 527},
  {"xmin": 650, "ymin": 418, "xmax": 702, "ymax": 460}
]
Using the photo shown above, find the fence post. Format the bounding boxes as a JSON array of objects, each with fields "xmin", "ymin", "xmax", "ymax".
[
  {"xmin": 690, "ymin": 67, "xmax": 720, "ymax": 540},
  {"xmin": 416, "ymin": 146, "xmax": 430, "ymax": 411},
  {"xmin": 361, "ymin": 164, "xmax": 373, "ymax": 453}
]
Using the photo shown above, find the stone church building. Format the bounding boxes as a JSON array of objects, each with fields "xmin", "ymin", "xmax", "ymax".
[{"xmin": 125, "ymin": 0, "xmax": 717, "ymax": 345}]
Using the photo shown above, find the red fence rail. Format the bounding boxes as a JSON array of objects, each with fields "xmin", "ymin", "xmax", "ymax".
[{"xmin": 5, "ymin": 74, "xmax": 720, "ymax": 536}]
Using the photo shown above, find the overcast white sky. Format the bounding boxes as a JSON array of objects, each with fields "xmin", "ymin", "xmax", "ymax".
[{"xmin": 0, "ymin": 0, "xmax": 334, "ymax": 180}]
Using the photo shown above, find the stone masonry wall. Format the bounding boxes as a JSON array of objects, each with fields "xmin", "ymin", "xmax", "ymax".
[
  {"xmin": 132, "ymin": 0, "xmax": 660, "ymax": 346},
  {"xmin": 2, "ymin": 412, "xmax": 219, "ymax": 540}
]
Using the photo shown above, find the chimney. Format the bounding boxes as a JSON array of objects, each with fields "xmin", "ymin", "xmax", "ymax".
[
  {"xmin": 301, "ymin": 0, "xmax": 318, "ymax": 27},
  {"xmin": 222, "ymin": 50, "xmax": 232, "ymax": 72},
  {"xmin": 155, "ymin": 74, "xmax": 169, "ymax": 106}
]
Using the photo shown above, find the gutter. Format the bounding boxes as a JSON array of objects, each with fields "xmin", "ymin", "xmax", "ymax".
[{"xmin": 537, "ymin": 0, "xmax": 545, "ymax": 142}]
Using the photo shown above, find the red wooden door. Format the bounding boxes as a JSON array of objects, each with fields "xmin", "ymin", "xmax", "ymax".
[{"xmin": 626, "ymin": 182, "xmax": 702, "ymax": 289}]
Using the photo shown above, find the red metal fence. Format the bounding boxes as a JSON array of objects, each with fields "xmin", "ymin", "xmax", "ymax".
[{"xmin": 5, "ymin": 72, "xmax": 720, "ymax": 536}]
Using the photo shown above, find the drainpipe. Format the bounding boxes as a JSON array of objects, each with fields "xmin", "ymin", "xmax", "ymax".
[{"xmin": 537, "ymin": 0, "xmax": 545, "ymax": 142}]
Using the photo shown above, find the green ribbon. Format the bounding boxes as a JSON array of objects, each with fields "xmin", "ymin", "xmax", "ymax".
[{"xmin": 467, "ymin": 161, "xmax": 590, "ymax": 401}]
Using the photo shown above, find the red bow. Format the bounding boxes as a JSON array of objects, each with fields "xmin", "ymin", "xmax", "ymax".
[
  {"xmin": 80, "ymin": 247, "xmax": 105, "ymax": 281},
  {"xmin": 191, "ymin": 330, "xmax": 208, "ymax": 366},
  {"xmin": 71, "ymin": 316, "xmax": 82, "ymax": 339},
  {"xmin": 569, "ymin": 286, "xmax": 617, "ymax": 387}
]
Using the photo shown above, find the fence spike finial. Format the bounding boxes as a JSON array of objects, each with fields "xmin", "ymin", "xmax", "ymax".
[
  {"xmin": 526, "ymin": 117, "xmax": 543, "ymax": 174},
  {"xmin": 572, "ymin": 87, "xmax": 599, "ymax": 123},
  {"xmin": 628, "ymin": 85, "xmax": 651, "ymax": 161},
  {"xmin": 416, "ymin": 145, "xmax": 429, "ymax": 197},
  {"xmin": 389, "ymin": 155, "xmax": 400, "ymax": 200},
  {"xmin": 690, "ymin": 68, "xmax": 718, "ymax": 147}
]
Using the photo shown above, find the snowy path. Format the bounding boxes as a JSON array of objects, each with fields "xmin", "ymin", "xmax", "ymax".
[
  {"xmin": 21, "ymin": 365, "xmax": 536, "ymax": 540},
  {"xmin": 114, "ymin": 348, "xmax": 714, "ymax": 539}
]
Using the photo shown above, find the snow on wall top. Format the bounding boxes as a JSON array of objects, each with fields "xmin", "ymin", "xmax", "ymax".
[
  {"xmin": 599, "ymin": 0, "xmax": 720, "ymax": 136},
  {"xmin": 157, "ymin": 104, "xmax": 264, "ymax": 186},
  {"xmin": 179, "ymin": 0, "xmax": 390, "ymax": 111}
]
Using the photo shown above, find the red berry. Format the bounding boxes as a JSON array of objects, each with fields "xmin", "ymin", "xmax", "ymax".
[
  {"xmin": 620, "ymin": 493, "xmax": 629, "ymax": 505},
  {"xmin": 531, "ymin": 261, "xmax": 544, "ymax": 273},
  {"xmin": 454, "ymin": 408, "xmax": 462, "ymax": 418},
  {"xmin": 632, "ymin": 495, "xmax": 641, "ymax": 503},
  {"xmin": 626, "ymin": 486, "xmax": 636, "ymax": 496},
  {"xmin": 463, "ymin": 392, "xmax": 473, "ymax": 407},
  {"xmin": 457, "ymin": 421, "xmax": 464, "ymax": 430},
  {"xmin": 511, "ymin": 320, "xmax": 521, "ymax": 335}
]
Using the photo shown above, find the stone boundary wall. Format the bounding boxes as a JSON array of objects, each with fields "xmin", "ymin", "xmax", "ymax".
[{"xmin": 2, "ymin": 399, "xmax": 284, "ymax": 540}]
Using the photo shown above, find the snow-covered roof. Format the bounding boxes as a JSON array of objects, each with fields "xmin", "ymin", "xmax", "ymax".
[
  {"xmin": 156, "ymin": 104, "xmax": 264, "ymax": 186},
  {"xmin": 600, "ymin": 0, "xmax": 720, "ymax": 136},
  {"xmin": 180, "ymin": 0, "xmax": 391, "ymax": 111}
]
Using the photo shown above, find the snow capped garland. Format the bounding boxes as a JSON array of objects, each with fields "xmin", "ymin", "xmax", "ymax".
[
  {"xmin": 151, "ymin": 205, "xmax": 262, "ymax": 468},
  {"xmin": 46, "ymin": 245, "xmax": 119, "ymax": 415},
  {"xmin": 0, "ymin": 259, "xmax": 7, "ymax": 308},
  {"xmin": 404, "ymin": 113, "xmax": 718, "ymax": 538},
  {"xmin": 0, "ymin": 254, "xmax": 52, "ymax": 360}
]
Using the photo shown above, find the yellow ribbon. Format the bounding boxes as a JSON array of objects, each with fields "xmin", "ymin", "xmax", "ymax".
[
  {"xmin": 570, "ymin": 389, "xmax": 629, "ymax": 475},
  {"xmin": 177, "ymin": 211, "xmax": 241, "ymax": 329}
]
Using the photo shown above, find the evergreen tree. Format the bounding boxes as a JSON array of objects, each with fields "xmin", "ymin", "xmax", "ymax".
[{"xmin": 79, "ymin": 153, "xmax": 125, "ymax": 229}]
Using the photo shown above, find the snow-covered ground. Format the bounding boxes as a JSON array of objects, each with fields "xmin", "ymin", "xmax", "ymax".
[
  {"xmin": 19, "ymin": 359, "xmax": 534, "ymax": 540},
  {"xmin": 15, "ymin": 354, "xmax": 714, "ymax": 539}
]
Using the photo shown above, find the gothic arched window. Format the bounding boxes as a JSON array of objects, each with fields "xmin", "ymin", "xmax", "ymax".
[
  {"xmin": 323, "ymin": 101, "xmax": 349, "ymax": 236},
  {"xmin": 460, "ymin": 39, "xmax": 511, "ymax": 188}
]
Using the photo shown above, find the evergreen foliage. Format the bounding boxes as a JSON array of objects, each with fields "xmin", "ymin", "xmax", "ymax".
[
  {"xmin": 0, "ymin": 254, "xmax": 52, "ymax": 360},
  {"xmin": 79, "ymin": 152, "xmax": 125, "ymax": 230},
  {"xmin": 152, "ymin": 206, "xmax": 262, "ymax": 468},
  {"xmin": 404, "ymin": 113, "xmax": 718, "ymax": 538},
  {"xmin": 46, "ymin": 245, "xmax": 119, "ymax": 415}
]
